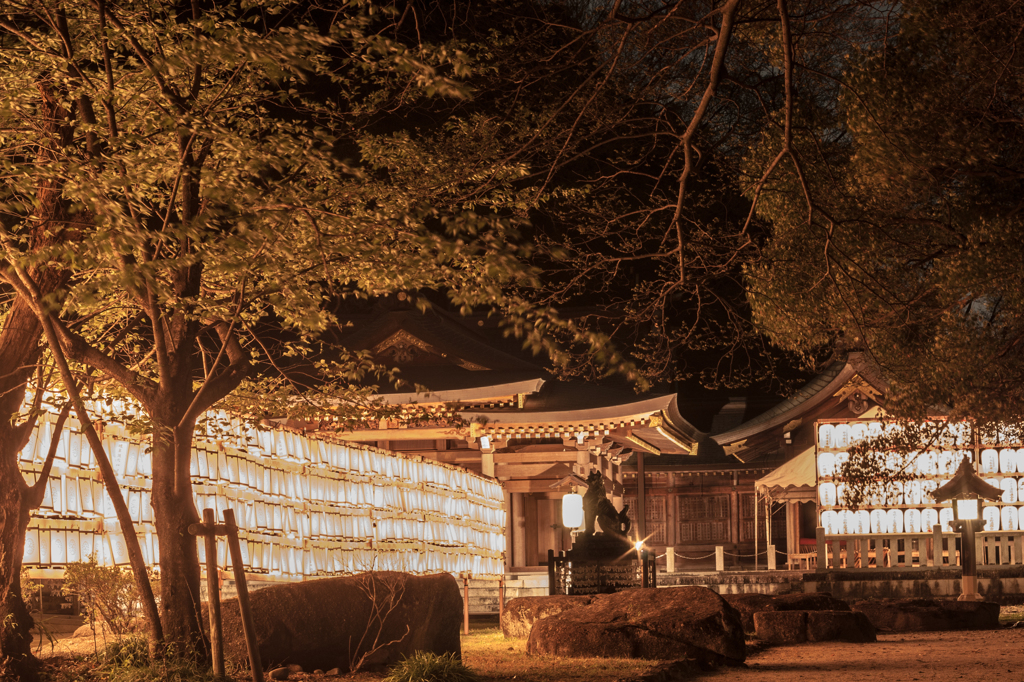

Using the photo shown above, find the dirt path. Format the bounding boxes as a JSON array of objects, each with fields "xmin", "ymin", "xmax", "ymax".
[{"xmin": 704, "ymin": 629, "xmax": 1024, "ymax": 682}]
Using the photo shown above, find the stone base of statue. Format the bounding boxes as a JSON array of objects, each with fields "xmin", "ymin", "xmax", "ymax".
[{"xmin": 548, "ymin": 534, "xmax": 655, "ymax": 595}]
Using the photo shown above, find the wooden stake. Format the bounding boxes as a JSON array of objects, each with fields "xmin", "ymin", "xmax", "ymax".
[
  {"xmin": 203, "ymin": 508, "xmax": 225, "ymax": 677},
  {"xmin": 223, "ymin": 508, "xmax": 263, "ymax": 682},
  {"xmin": 462, "ymin": 575, "xmax": 470, "ymax": 635},
  {"xmin": 498, "ymin": 576, "xmax": 505, "ymax": 622}
]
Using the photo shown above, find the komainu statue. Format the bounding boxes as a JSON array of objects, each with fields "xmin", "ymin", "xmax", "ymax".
[{"xmin": 582, "ymin": 470, "xmax": 631, "ymax": 541}]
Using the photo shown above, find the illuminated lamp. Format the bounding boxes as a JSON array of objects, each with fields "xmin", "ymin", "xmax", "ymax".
[
  {"xmin": 562, "ymin": 493, "xmax": 584, "ymax": 529},
  {"xmin": 932, "ymin": 455, "xmax": 1002, "ymax": 601}
]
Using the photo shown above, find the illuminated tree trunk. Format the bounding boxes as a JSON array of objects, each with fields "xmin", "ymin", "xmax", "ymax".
[
  {"xmin": 0, "ymin": 300, "xmax": 55, "ymax": 681},
  {"xmin": 150, "ymin": 414, "xmax": 206, "ymax": 657},
  {"xmin": 0, "ymin": 453, "xmax": 37, "ymax": 682}
]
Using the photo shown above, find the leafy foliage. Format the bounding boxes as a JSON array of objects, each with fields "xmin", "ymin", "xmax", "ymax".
[
  {"xmin": 61, "ymin": 557, "xmax": 147, "ymax": 636},
  {"xmin": 747, "ymin": 0, "xmax": 1024, "ymax": 426}
]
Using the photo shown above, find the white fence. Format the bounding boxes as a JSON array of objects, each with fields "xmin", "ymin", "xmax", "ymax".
[{"xmin": 814, "ymin": 526, "xmax": 1024, "ymax": 570}]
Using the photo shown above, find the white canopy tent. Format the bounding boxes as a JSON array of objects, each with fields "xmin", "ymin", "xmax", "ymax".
[{"xmin": 754, "ymin": 447, "xmax": 816, "ymax": 569}]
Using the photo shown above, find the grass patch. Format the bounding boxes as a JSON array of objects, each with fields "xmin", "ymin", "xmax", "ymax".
[
  {"xmin": 461, "ymin": 625, "xmax": 658, "ymax": 682},
  {"xmin": 386, "ymin": 651, "xmax": 478, "ymax": 682}
]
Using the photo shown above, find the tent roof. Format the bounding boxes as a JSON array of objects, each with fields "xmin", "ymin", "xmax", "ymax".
[{"xmin": 755, "ymin": 447, "xmax": 816, "ymax": 499}]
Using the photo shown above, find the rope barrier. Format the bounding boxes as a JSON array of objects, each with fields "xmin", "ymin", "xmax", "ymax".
[
  {"xmin": 723, "ymin": 550, "xmax": 778, "ymax": 558},
  {"xmin": 672, "ymin": 551, "xmax": 717, "ymax": 560}
]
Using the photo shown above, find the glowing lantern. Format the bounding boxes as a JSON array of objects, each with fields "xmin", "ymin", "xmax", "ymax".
[{"xmin": 561, "ymin": 493, "xmax": 584, "ymax": 529}]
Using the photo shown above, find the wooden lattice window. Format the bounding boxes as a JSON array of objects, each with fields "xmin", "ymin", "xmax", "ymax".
[
  {"xmin": 677, "ymin": 494, "xmax": 730, "ymax": 544},
  {"xmin": 621, "ymin": 495, "xmax": 666, "ymax": 545}
]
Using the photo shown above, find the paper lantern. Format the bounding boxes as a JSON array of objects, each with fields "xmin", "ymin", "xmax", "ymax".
[
  {"xmin": 818, "ymin": 424, "xmax": 835, "ymax": 448},
  {"xmin": 561, "ymin": 493, "xmax": 584, "ymax": 529},
  {"xmin": 820, "ymin": 510, "xmax": 839, "ymax": 535},
  {"xmin": 817, "ymin": 452, "xmax": 835, "ymax": 478},
  {"xmin": 939, "ymin": 507, "xmax": 955, "ymax": 532},
  {"xmin": 886, "ymin": 508, "xmax": 904, "ymax": 533},
  {"xmin": 922, "ymin": 507, "xmax": 939, "ymax": 531},
  {"xmin": 1000, "ymin": 449, "xmax": 1017, "ymax": 474},
  {"xmin": 980, "ymin": 449, "xmax": 999, "ymax": 474},
  {"xmin": 983, "ymin": 506, "xmax": 1000, "ymax": 531},
  {"xmin": 1001, "ymin": 506, "xmax": 1018, "ymax": 532}
]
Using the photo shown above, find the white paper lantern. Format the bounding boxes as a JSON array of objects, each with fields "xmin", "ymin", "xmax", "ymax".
[
  {"xmin": 1001, "ymin": 506, "xmax": 1018, "ymax": 532},
  {"xmin": 922, "ymin": 508, "xmax": 939, "ymax": 531}
]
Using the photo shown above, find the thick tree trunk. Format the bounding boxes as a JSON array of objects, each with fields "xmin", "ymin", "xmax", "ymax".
[
  {"xmin": 0, "ymin": 297, "xmax": 60, "ymax": 681},
  {"xmin": 151, "ymin": 418, "xmax": 206, "ymax": 658},
  {"xmin": 0, "ymin": 451, "xmax": 37, "ymax": 682}
]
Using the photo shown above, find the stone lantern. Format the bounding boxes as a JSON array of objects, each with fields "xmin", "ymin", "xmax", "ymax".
[{"xmin": 931, "ymin": 456, "xmax": 1002, "ymax": 601}]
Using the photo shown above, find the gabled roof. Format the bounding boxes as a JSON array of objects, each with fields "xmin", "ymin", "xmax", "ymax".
[
  {"xmin": 711, "ymin": 352, "xmax": 887, "ymax": 451},
  {"xmin": 462, "ymin": 387, "xmax": 702, "ymax": 455},
  {"xmin": 335, "ymin": 307, "xmax": 546, "ymax": 400}
]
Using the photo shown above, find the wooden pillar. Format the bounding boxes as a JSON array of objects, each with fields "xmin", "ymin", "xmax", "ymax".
[
  {"xmin": 612, "ymin": 462, "xmax": 623, "ymax": 510},
  {"xmin": 536, "ymin": 498, "xmax": 555, "ymax": 560},
  {"xmin": 524, "ymin": 494, "xmax": 539, "ymax": 566},
  {"xmin": 666, "ymin": 474, "xmax": 677, "ymax": 549},
  {"xmin": 481, "ymin": 450, "xmax": 495, "ymax": 478},
  {"xmin": 636, "ymin": 452, "xmax": 647, "ymax": 542},
  {"xmin": 786, "ymin": 501, "xmax": 800, "ymax": 556},
  {"xmin": 729, "ymin": 485, "xmax": 740, "ymax": 564},
  {"xmin": 512, "ymin": 492, "xmax": 527, "ymax": 568},
  {"xmin": 503, "ymin": 489, "xmax": 513, "ymax": 571}
]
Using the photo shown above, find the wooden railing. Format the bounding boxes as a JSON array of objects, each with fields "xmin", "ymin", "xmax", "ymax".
[{"xmin": 814, "ymin": 527, "xmax": 1024, "ymax": 571}]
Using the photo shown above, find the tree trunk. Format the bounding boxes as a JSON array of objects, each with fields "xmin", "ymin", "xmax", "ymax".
[
  {"xmin": 0, "ymin": 296, "xmax": 62, "ymax": 681},
  {"xmin": 0, "ymin": 450, "xmax": 37, "ymax": 682},
  {"xmin": 151, "ymin": 418, "xmax": 206, "ymax": 658}
]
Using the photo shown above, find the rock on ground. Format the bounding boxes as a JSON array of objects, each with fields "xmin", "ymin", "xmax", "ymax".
[
  {"xmin": 526, "ymin": 586, "xmax": 745, "ymax": 666},
  {"xmin": 723, "ymin": 592, "xmax": 851, "ymax": 635},
  {"xmin": 217, "ymin": 571, "xmax": 461, "ymax": 673},
  {"xmin": 754, "ymin": 610, "xmax": 875, "ymax": 644},
  {"xmin": 501, "ymin": 595, "xmax": 593, "ymax": 639},
  {"xmin": 851, "ymin": 598, "xmax": 1000, "ymax": 632}
]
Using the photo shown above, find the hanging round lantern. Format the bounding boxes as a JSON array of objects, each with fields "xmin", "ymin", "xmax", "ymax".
[{"xmin": 562, "ymin": 493, "xmax": 584, "ymax": 529}]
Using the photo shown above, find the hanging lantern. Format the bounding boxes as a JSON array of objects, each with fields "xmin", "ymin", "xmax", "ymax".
[{"xmin": 562, "ymin": 493, "xmax": 584, "ymax": 529}]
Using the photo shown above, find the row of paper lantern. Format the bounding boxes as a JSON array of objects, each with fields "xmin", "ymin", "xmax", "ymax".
[
  {"xmin": 31, "ymin": 468, "xmax": 507, "ymax": 536},
  {"xmin": 819, "ymin": 449, "xmax": 1024, "ymax": 480},
  {"xmin": 25, "ymin": 521, "xmax": 505, "ymax": 577},
  {"xmin": 818, "ymin": 422, "xmax": 973, "ymax": 450},
  {"xmin": 23, "ymin": 422, "xmax": 507, "ymax": 578},
  {"xmin": 820, "ymin": 477, "xmax": 1024, "ymax": 508},
  {"xmin": 822, "ymin": 505, "xmax": 1024, "ymax": 535},
  {"xmin": 22, "ymin": 409, "xmax": 504, "ymax": 506}
]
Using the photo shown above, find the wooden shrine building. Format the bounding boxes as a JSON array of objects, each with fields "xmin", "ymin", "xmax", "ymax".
[{"xmin": 324, "ymin": 307, "xmax": 702, "ymax": 571}]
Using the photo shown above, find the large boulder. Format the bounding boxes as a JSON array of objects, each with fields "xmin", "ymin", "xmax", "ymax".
[
  {"xmin": 526, "ymin": 586, "xmax": 745, "ymax": 667},
  {"xmin": 851, "ymin": 598, "xmax": 1000, "ymax": 632},
  {"xmin": 501, "ymin": 595, "xmax": 592, "ymax": 639},
  {"xmin": 806, "ymin": 611, "xmax": 876, "ymax": 642},
  {"xmin": 754, "ymin": 610, "xmax": 875, "ymax": 644},
  {"xmin": 752, "ymin": 611, "xmax": 807, "ymax": 644},
  {"xmin": 723, "ymin": 592, "xmax": 851, "ymax": 635},
  {"xmin": 217, "ymin": 572, "xmax": 461, "ymax": 672}
]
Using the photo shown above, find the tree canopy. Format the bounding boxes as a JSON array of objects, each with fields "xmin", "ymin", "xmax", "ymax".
[{"xmin": 748, "ymin": 0, "xmax": 1024, "ymax": 426}]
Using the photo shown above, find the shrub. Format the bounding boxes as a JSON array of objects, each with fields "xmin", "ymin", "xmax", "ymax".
[
  {"xmin": 385, "ymin": 651, "xmax": 479, "ymax": 682},
  {"xmin": 61, "ymin": 556, "xmax": 147, "ymax": 635}
]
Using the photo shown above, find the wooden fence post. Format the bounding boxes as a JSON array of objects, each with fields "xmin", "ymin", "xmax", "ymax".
[{"xmin": 223, "ymin": 508, "xmax": 263, "ymax": 682}]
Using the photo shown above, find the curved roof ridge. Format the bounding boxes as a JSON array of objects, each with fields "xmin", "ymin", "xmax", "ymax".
[{"xmin": 711, "ymin": 356, "xmax": 855, "ymax": 446}]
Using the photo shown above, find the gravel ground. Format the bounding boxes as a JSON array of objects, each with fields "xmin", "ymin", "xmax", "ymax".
[{"xmin": 703, "ymin": 627, "xmax": 1024, "ymax": 682}]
